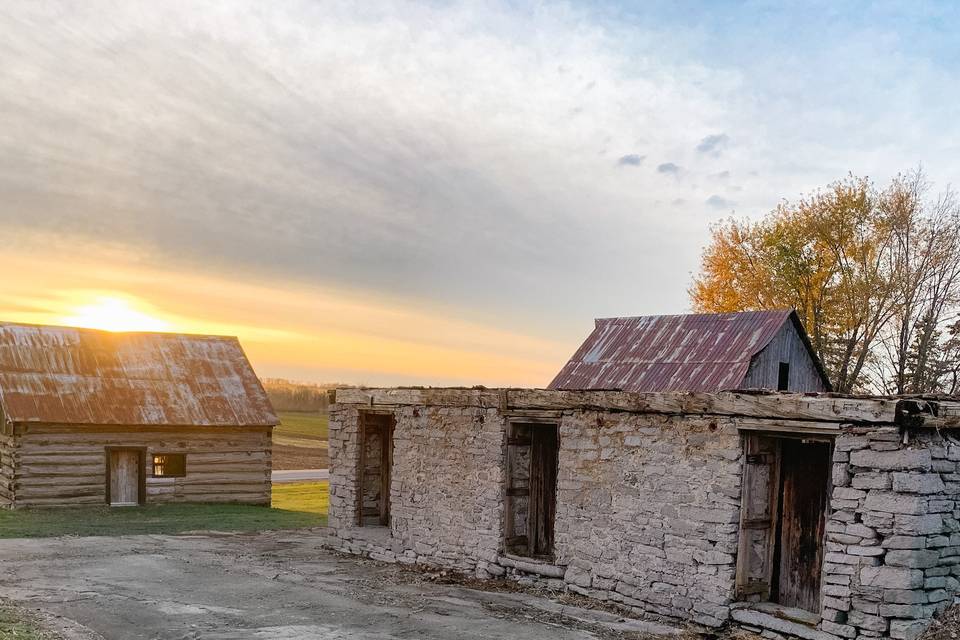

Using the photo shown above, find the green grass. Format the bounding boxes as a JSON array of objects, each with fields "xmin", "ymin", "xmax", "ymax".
[
  {"xmin": 0, "ymin": 605, "xmax": 53, "ymax": 640},
  {"xmin": 272, "ymin": 481, "xmax": 329, "ymax": 514},
  {"xmin": 275, "ymin": 411, "xmax": 328, "ymax": 441},
  {"xmin": 0, "ymin": 482, "xmax": 328, "ymax": 539}
]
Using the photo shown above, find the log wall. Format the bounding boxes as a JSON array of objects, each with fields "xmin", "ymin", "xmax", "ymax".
[
  {"xmin": 8, "ymin": 424, "xmax": 272, "ymax": 507},
  {"xmin": 0, "ymin": 421, "xmax": 16, "ymax": 507}
]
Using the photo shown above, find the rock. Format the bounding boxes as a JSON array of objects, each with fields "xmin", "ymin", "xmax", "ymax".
[
  {"xmin": 860, "ymin": 566, "xmax": 924, "ymax": 589},
  {"xmin": 833, "ymin": 487, "xmax": 866, "ymax": 501},
  {"xmin": 850, "ymin": 449, "xmax": 932, "ymax": 471},
  {"xmin": 881, "ymin": 536, "xmax": 926, "ymax": 550},
  {"xmin": 845, "ymin": 524, "xmax": 877, "ymax": 539},
  {"xmin": 846, "ymin": 546, "xmax": 884, "ymax": 557},
  {"xmin": 889, "ymin": 619, "xmax": 927, "ymax": 640},
  {"xmin": 885, "ymin": 550, "xmax": 940, "ymax": 568},
  {"xmin": 862, "ymin": 491, "xmax": 927, "ymax": 515},
  {"xmin": 882, "ymin": 589, "xmax": 927, "ymax": 604},
  {"xmin": 891, "ymin": 473, "xmax": 946, "ymax": 494},
  {"xmin": 894, "ymin": 514, "xmax": 944, "ymax": 536},
  {"xmin": 852, "ymin": 473, "xmax": 892, "ymax": 490},
  {"xmin": 730, "ymin": 608, "xmax": 839, "ymax": 640},
  {"xmin": 846, "ymin": 610, "xmax": 887, "ymax": 632},
  {"xmin": 820, "ymin": 621, "xmax": 856, "ymax": 638}
]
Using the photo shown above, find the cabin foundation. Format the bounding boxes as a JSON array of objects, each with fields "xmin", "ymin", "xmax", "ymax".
[{"xmin": 328, "ymin": 388, "xmax": 960, "ymax": 640}]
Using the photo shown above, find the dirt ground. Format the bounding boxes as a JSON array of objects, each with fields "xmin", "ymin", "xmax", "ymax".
[{"xmin": 0, "ymin": 529, "xmax": 694, "ymax": 640}]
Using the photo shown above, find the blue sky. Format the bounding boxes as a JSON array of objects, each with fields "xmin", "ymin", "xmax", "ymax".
[{"xmin": 1, "ymin": 1, "xmax": 958, "ymax": 385}]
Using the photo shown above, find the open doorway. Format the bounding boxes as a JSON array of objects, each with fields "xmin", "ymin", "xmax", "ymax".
[
  {"xmin": 504, "ymin": 421, "xmax": 559, "ymax": 559},
  {"xmin": 357, "ymin": 412, "xmax": 394, "ymax": 527},
  {"xmin": 736, "ymin": 433, "xmax": 831, "ymax": 613}
]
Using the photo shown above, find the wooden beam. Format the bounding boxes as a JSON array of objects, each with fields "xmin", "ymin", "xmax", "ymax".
[{"xmin": 334, "ymin": 387, "xmax": 917, "ymax": 425}]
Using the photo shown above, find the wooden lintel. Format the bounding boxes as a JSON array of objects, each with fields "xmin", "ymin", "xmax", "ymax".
[{"xmin": 334, "ymin": 387, "xmax": 920, "ymax": 426}]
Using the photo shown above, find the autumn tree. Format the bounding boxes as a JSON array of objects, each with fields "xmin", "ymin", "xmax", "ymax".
[{"xmin": 691, "ymin": 171, "xmax": 960, "ymax": 394}]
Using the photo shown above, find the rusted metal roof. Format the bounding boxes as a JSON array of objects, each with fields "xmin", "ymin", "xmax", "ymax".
[
  {"xmin": 0, "ymin": 322, "xmax": 278, "ymax": 427},
  {"xmin": 549, "ymin": 310, "xmax": 809, "ymax": 393}
]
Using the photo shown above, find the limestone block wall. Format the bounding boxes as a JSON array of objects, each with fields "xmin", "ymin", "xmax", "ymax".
[
  {"xmin": 328, "ymin": 404, "xmax": 507, "ymax": 570},
  {"xmin": 824, "ymin": 428, "xmax": 960, "ymax": 640},
  {"xmin": 329, "ymin": 401, "xmax": 743, "ymax": 626},
  {"xmin": 553, "ymin": 411, "xmax": 743, "ymax": 627}
]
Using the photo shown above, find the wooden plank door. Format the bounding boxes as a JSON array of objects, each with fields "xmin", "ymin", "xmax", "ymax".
[
  {"xmin": 735, "ymin": 434, "xmax": 780, "ymax": 600},
  {"xmin": 776, "ymin": 439, "xmax": 830, "ymax": 611},
  {"xmin": 528, "ymin": 425, "xmax": 558, "ymax": 558},
  {"xmin": 109, "ymin": 449, "xmax": 141, "ymax": 506}
]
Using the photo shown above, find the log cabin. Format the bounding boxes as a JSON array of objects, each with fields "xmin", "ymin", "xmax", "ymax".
[{"xmin": 0, "ymin": 322, "xmax": 277, "ymax": 508}]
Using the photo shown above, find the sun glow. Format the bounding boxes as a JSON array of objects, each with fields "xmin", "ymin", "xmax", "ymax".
[{"xmin": 59, "ymin": 296, "xmax": 173, "ymax": 333}]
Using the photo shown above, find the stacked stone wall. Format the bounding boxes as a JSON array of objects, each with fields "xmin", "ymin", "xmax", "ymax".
[
  {"xmin": 330, "ymin": 403, "xmax": 744, "ymax": 626},
  {"xmin": 329, "ymin": 395, "xmax": 960, "ymax": 640},
  {"xmin": 825, "ymin": 428, "xmax": 960, "ymax": 640},
  {"xmin": 554, "ymin": 411, "xmax": 743, "ymax": 627}
]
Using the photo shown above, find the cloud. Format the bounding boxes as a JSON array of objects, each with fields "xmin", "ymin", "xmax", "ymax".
[
  {"xmin": 1, "ymin": 0, "xmax": 960, "ymax": 386},
  {"xmin": 706, "ymin": 195, "xmax": 735, "ymax": 209},
  {"xmin": 617, "ymin": 154, "xmax": 645, "ymax": 166},
  {"xmin": 711, "ymin": 170, "xmax": 731, "ymax": 180},
  {"xmin": 657, "ymin": 162, "xmax": 681, "ymax": 174},
  {"xmin": 696, "ymin": 133, "xmax": 729, "ymax": 156}
]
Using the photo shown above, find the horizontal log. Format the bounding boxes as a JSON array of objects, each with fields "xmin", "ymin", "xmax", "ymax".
[
  {"xmin": 16, "ymin": 474, "xmax": 105, "ymax": 486},
  {"xmin": 336, "ymin": 388, "xmax": 903, "ymax": 425},
  {"xmin": 16, "ymin": 485, "xmax": 104, "ymax": 498},
  {"xmin": 151, "ymin": 493, "xmax": 270, "ymax": 505},
  {"xmin": 18, "ymin": 464, "xmax": 105, "ymax": 476},
  {"xmin": 336, "ymin": 387, "xmax": 502, "ymax": 408},
  {"xmin": 171, "ymin": 479, "xmax": 270, "ymax": 489},
  {"xmin": 16, "ymin": 495, "xmax": 104, "ymax": 507}
]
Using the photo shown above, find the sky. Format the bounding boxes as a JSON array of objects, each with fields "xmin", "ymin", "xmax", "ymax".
[{"xmin": 2, "ymin": 0, "xmax": 960, "ymax": 387}]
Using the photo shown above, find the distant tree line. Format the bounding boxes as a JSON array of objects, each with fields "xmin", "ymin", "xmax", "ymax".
[
  {"xmin": 260, "ymin": 379, "xmax": 353, "ymax": 413},
  {"xmin": 692, "ymin": 170, "xmax": 960, "ymax": 395}
]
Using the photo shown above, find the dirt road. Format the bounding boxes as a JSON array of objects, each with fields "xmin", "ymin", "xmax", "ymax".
[{"xmin": 0, "ymin": 529, "xmax": 681, "ymax": 639}]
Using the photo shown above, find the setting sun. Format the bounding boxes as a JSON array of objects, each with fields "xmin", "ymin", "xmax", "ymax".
[{"xmin": 59, "ymin": 296, "xmax": 173, "ymax": 333}]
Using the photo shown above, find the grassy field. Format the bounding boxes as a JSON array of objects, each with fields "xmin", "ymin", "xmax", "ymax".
[
  {"xmin": 273, "ymin": 411, "xmax": 329, "ymax": 470},
  {"xmin": 275, "ymin": 411, "xmax": 329, "ymax": 440},
  {"xmin": 0, "ymin": 481, "xmax": 328, "ymax": 539}
]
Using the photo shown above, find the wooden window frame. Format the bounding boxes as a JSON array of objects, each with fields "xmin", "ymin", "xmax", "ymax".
[
  {"xmin": 152, "ymin": 453, "xmax": 187, "ymax": 478},
  {"xmin": 104, "ymin": 446, "xmax": 147, "ymax": 506}
]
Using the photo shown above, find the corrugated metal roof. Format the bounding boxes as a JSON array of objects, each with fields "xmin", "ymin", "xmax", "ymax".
[
  {"xmin": 0, "ymin": 322, "xmax": 278, "ymax": 427},
  {"xmin": 548, "ymin": 310, "xmax": 799, "ymax": 393}
]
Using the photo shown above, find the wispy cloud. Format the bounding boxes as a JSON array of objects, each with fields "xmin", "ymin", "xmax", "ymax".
[
  {"xmin": 706, "ymin": 195, "xmax": 735, "ymax": 209},
  {"xmin": 696, "ymin": 133, "xmax": 729, "ymax": 156},
  {"xmin": 617, "ymin": 154, "xmax": 645, "ymax": 166},
  {"xmin": 657, "ymin": 162, "xmax": 681, "ymax": 174}
]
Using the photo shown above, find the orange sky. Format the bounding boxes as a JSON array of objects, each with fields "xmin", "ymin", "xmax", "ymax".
[{"xmin": 0, "ymin": 246, "xmax": 570, "ymax": 387}]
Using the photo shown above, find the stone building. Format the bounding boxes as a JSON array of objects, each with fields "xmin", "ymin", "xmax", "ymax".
[
  {"xmin": 550, "ymin": 310, "xmax": 831, "ymax": 393},
  {"xmin": 328, "ymin": 387, "xmax": 960, "ymax": 640}
]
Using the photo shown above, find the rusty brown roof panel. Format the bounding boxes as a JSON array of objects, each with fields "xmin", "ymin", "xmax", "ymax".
[
  {"xmin": 548, "ymin": 310, "xmax": 795, "ymax": 392},
  {"xmin": 0, "ymin": 322, "xmax": 278, "ymax": 427}
]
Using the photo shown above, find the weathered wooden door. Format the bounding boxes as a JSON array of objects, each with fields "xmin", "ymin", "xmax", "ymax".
[
  {"xmin": 529, "ymin": 426, "xmax": 558, "ymax": 557},
  {"xmin": 776, "ymin": 439, "xmax": 831, "ymax": 611},
  {"xmin": 736, "ymin": 434, "xmax": 780, "ymax": 601},
  {"xmin": 504, "ymin": 421, "xmax": 559, "ymax": 558},
  {"xmin": 109, "ymin": 449, "xmax": 141, "ymax": 506}
]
